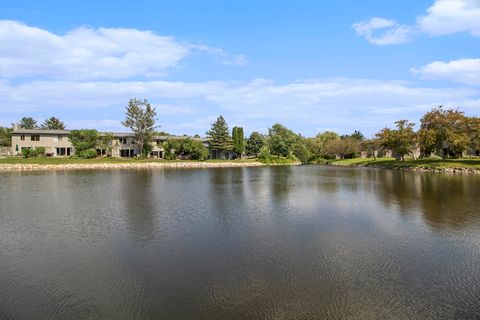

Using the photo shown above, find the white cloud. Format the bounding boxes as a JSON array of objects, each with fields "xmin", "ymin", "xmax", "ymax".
[
  {"xmin": 0, "ymin": 20, "xmax": 246, "ymax": 80},
  {"xmin": 0, "ymin": 78, "xmax": 478, "ymax": 136},
  {"xmin": 354, "ymin": 0, "xmax": 480, "ymax": 45},
  {"xmin": 412, "ymin": 58, "xmax": 480, "ymax": 85},
  {"xmin": 352, "ymin": 18, "xmax": 415, "ymax": 45},
  {"xmin": 418, "ymin": 0, "xmax": 480, "ymax": 36}
]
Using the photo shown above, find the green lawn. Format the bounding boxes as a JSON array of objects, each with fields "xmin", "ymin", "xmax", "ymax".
[
  {"xmin": 332, "ymin": 157, "xmax": 480, "ymax": 169},
  {"xmin": 0, "ymin": 157, "xmax": 261, "ymax": 165}
]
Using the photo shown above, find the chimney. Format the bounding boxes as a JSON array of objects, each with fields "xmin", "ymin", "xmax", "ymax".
[{"xmin": 13, "ymin": 123, "xmax": 19, "ymax": 131}]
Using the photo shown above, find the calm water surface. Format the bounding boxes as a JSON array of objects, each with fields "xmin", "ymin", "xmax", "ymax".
[{"xmin": 1, "ymin": 166, "xmax": 480, "ymax": 319}]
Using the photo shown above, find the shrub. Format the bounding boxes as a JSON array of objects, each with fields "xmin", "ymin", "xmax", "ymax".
[
  {"xmin": 22, "ymin": 147, "xmax": 45, "ymax": 158},
  {"xmin": 78, "ymin": 149, "xmax": 97, "ymax": 159}
]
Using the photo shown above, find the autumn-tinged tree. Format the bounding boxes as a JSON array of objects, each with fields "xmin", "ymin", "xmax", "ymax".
[
  {"xmin": 122, "ymin": 98, "xmax": 159, "ymax": 157},
  {"xmin": 41, "ymin": 117, "xmax": 66, "ymax": 130},
  {"xmin": 376, "ymin": 120, "xmax": 416, "ymax": 161},
  {"xmin": 418, "ymin": 107, "xmax": 469, "ymax": 158}
]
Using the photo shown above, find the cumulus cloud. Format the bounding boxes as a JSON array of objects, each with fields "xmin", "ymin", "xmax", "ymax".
[
  {"xmin": 352, "ymin": 18, "xmax": 415, "ymax": 45},
  {"xmin": 412, "ymin": 58, "xmax": 480, "ymax": 85},
  {"xmin": 418, "ymin": 0, "xmax": 480, "ymax": 36},
  {"xmin": 0, "ymin": 20, "xmax": 246, "ymax": 80},
  {"xmin": 354, "ymin": 0, "xmax": 480, "ymax": 44},
  {"xmin": 0, "ymin": 78, "xmax": 478, "ymax": 135}
]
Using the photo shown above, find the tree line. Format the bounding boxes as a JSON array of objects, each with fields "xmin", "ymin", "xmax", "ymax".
[{"xmin": 1, "ymin": 100, "xmax": 479, "ymax": 162}]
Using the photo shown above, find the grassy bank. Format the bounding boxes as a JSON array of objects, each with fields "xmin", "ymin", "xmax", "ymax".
[{"xmin": 331, "ymin": 157, "xmax": 480, "ymax": 170}]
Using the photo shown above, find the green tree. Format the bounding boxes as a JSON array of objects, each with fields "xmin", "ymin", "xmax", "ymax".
[
  {"xmin": 97, "ymin": 132, "xmax": 115, "ymax": 156},
  {"xmin": 122, "ymin": 98, "xmax": 159, "ymax": 157},
  {"xmin": 69, "ymin": 129, "xmax": 98, "ymax": 156},
  {"xmin": 418, "ymin": 107, "xmax": 469, "ymax": 158},
  {"xmin": 376, "ymin": 120, "xmax": 416, "ymax": 161},
  {"xmin": 361, "ymin": 138, "xmax": 380, "ymax": 160},
  {"xmin": 268, "ymin": 123, "xmax": 299, "ymax": 157},
  {"xmin": 19, "ymin": 117, "xmax": 38, "ymax": 129},
  {"xmin": 206, "ymin": 116, "xmax": 233, "ymax": 152},
  {"xmin": 0, "ymin": 127, "xmax": 12, "ymax": 147},
  {"xmin": 232, "ymin": 126, "xmax": 245, "ymax": 156},
  {"xmin": 245, "ymin": 132, "xmax": 265, "ymax": 157},
  {"xmin": 41, "ymin": 117, "xmax": 66, "ymax": 130}
]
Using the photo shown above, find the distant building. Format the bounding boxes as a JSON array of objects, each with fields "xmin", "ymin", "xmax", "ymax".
[{"xmin": 10, "ymin": 125, "xmax": 210, "ymax": 158}]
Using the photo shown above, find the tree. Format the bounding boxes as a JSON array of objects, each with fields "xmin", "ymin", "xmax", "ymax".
[
  {"xmin": 19, "ymin": 117, "xmax": 38, "ymax": 129},
  {"xmin": 349, "ymin": 130, "xmax": 365, "ymax": 141},
  {"xmin": 163, "ymin": 138, "xmax": 208, "ymax": 160},
  {"xmin": 292, "ymin": 139, "xmax": 311, "ymax": 163},
  {"xmin": 97, "ymin": 132, "xmax": 115, "ymax": 156},
  {"xmin": 206, "ymin": 116, "xmax": 233, "ymax": 152},
  {"xmin": 376, "ymin": 120, "xmax": 416, "ymax": 161},
  {"xmin": 41, "ymin": 117, "xmax": 66, "ymax": 130},
  {"xmin": 418, "ymin": 107, "xmax": 469, "ymax": 158},
  {"xmin": 268, "ymin": 123, "xmax": 299, "ymax": 157},
  {"xmin": 0, "ymin": 127, "xmax": 12, "ymax": 147},
  {"xmin": 232, "ymin": 126, "xmax": 245, "ymax": 157},
  {"xmin": 122, "ymin": 98, "xmax": 159, "ymax": 157},
  {"xmin": 245, "ymin": 132, "xmax": 265, "ymax": 157},
  {"xmin": 69, "ymin": 129, "xmax": 98, "ymax": 156},
  {"xmin": 361, "ymin": 138, "xmax": 380, "ymax": 160}
]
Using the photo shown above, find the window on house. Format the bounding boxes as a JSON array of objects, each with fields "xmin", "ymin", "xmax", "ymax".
[
  {"xmin": 31, "ymin": 135, "xmax": 40, "ymax": 141},
  {"xmin": 119, "ymin": 138, "xmax": 127, "ymax": 144},
  {"xmin": 20, "ymin": 135, "xmax": 25, "ymax": 141}
]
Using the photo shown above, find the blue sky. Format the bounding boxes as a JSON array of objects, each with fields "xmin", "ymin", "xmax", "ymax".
[{"xmin": 0, "ymin": 0, "xmax": 479, "ymax": 137}]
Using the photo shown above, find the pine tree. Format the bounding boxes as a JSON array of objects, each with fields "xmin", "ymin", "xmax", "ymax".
[
  {"xmin": 41, "ymin": 117, "xmax": 66, "ymax": 130},
  {"xmin": 232, "ymin": 126, "xmax": 245, "ymax": 155},
  {"xmin": 206, "ymin": 116, "xmax": 233, "ymax": 151}
]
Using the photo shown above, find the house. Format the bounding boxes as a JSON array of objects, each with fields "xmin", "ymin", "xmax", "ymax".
[{"xmin": 10, "ymin": 125, "xmax": 210, "ymax": 158}]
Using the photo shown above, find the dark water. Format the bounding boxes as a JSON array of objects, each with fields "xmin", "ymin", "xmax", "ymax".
[{"xmin": 1, "ymin": 166, "xmax": 480, "ymax": 320}]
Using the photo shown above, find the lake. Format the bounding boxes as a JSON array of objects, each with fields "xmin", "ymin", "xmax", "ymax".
[{"xmin": 1, "ymin": 166, "xmax": 479, "ymax": 319}]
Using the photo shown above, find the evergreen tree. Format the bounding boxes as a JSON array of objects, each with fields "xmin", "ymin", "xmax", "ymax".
[
  {"xmin": 232, "ymin": 126, "xmax": 245, "ymax": 156},
  {"xmin": 122, "ymin": 98, "xmax": 159, "ymax": 157},
  {"xmin": 206, "ymin": 116, "xmax": 233, "ymax": 151},
  {"xmin": 41, "ymin": 117, "xmax": 66, "ymax": 130},
  {"xmin": 19, "ymin": 117, "xmax": 38, "ymax": 129}
]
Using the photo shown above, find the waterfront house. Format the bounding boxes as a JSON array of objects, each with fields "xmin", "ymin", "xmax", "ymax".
[{"xmin": 10, "ymin": 125, "xmax": 210, "ymax": 158}]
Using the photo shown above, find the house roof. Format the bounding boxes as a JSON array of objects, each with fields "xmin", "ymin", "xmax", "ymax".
[{"xmin": 12, "ymin": 129, "xmax": 209, "ymax": 142}]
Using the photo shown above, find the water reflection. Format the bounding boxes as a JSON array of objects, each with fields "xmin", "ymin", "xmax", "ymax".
[{"xmin": 0, "ymin": 167, "xmax": 479, "ymax": 319}]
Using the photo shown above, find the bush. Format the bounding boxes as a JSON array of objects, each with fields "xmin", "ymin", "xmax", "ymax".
[
  {"xmin": 22, "ymin": 147, "xmax": 45, "ymax": 158},
  {"xmin": 78, "ymin": 149, "xmax": 97, "ymax": 159}
]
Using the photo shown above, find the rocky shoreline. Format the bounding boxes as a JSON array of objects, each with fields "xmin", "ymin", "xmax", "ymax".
[
  {"xmin": 0, "ymin": 161, "xmax": 272, "ymax": 172},
  {"xmin": 330, "ymin": 162, "xmax": 480, "ymax": 174}
]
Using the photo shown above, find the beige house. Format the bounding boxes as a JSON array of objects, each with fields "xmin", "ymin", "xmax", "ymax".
[{"xmin": 11, "ymin": 126, "xmax": 209, "ymax": 158}]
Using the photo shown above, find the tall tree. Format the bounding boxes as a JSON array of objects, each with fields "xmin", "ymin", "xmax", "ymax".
[
  {"xmin": 206, "ymin": 116, "xmax": 233, "ymax": 152},
  {"xmin": 418, "ymin": 107, "xmax": 469, "ymax": 158},
  {"xmin": 232, "ymin": 126, "xmax": 245, "ymax": 156},
  {"xmin": 376, "ymin": 120, "xmax": 416, "ymax": 161},
  {"xmin": 41, "ymin": 117, "xmax": 66, "ymax": 130},
  {"xmin": 0, "ymin": 127, "xmax": 12, "ymax": 147},
  {"xmin": 19, "ymin": 117, "xmax": 38, "ymax": 129},
  {"xmin": 268, "ymin": 123, "xmax": 299, "ymax": 158},
  {"xmin": 97, "ymin": 132, "xmax": 115, "ymax": 156},
  {"xmin": 122, "ymin": 98, "xmax": 159, "ymax": 157},
  {"xmin": 245, "ymin": 132, "xmax": 265, "ymax": 157}
]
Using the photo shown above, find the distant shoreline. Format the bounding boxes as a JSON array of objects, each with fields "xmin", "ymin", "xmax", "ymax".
[{"xmin": 327, "ymin": 158, "xmax": 480, "ymax": 174}]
